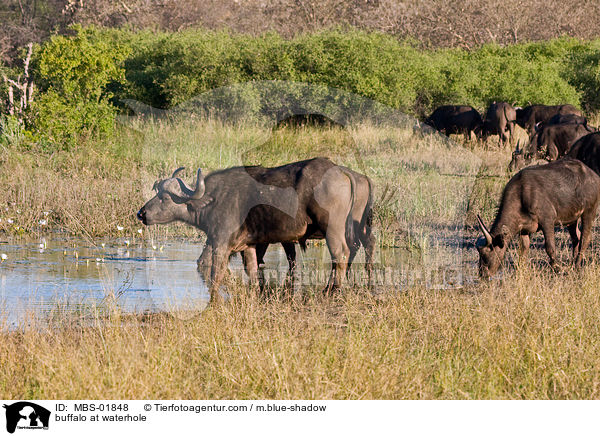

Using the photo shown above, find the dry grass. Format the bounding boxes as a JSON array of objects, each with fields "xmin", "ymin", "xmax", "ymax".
[
  {"xmin": 0, "ymin": 118, "xmax": 503, "ymax": 243},
  {"xmin": 2, "ymin": 119, "xmax": 600, "ymax": 399},
  {"xmin": 2, "ymin": 264, "xmax": 600, "ymax": 399}
]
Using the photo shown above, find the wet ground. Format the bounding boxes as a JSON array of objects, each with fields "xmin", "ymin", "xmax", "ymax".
[{"xmin": 0, "ymin": 225, "xmax": 592, "ymax": 327}]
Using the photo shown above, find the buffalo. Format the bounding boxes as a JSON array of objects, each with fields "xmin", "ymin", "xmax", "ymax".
[
  {"xmin": 476, "ymin": 158, "xmax": 600, "ymax": 278},
  {"xmin": 567, "ymin": 132, "xmax": 600, "ymax": 175},
  {"xmin": 515, "ymin": 104, "xmax": 582, "ymax": 135},
  {"xmin": 547, "ymin": 113, "xmax": 588, "ymax": 127},
  {"xmin": 508, "ymin": 123, "xmax": 594, "ymax": 171},
  {"xmin": 137, "ymin": 158, "xmax": 369, "ymax": 302},
  {"xmin": 424, "ymin": 105, "xmax": 483, "ymax": 140},
  {"xmin": 275, "ymin": 113, "xmax": 343, "ymax": 130},
  {"xmin": 477, "ymin": 102, "xmax": 517, "ymax": 147},
  {"xmin": 196, "ymin": 165, "xmax": 375, "ymax": 289}
]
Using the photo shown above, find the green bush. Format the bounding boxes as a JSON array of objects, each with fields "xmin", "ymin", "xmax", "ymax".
[
  {"xmin": 30, "ymin": 26, "xmax": 130, "ymax": 150},
  {"xmin": 6, "ymin": 27, "xmax": 600, "ymax": 148},
  {"xmin": 117, "ymin": 29, "xmax": 596, "ymax": 118}
]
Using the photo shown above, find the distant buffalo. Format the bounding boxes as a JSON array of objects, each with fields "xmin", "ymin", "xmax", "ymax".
[
  {"xmin": 275, "ymin": 113, "xmax": 344, "ymax": 130},
  {"xmin": 137, "ymin": 158, "xmax": 369, "ymax": 302},
  {"xmin": 424, "ymin": 105, "xmax": 483, "ymax": 140},
  {"xmin": 477, "ymin": 158, "xmax": 600, "ymax": 278},
  {"xmin": 515, "ymin": 104, "xmax": 582, "ymax": 135},
  {"xmin": 477, "ymin": 102, "xmax": 517, "ymax": 147},
  {"xmin": 547, "ymin": 113, "xmax": 588, "ymax": 127}
]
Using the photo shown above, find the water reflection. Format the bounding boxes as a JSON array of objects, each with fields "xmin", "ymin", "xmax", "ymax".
[{"xmin": 0, "ymin": 235, "xmax": 477, "ymax": 327}]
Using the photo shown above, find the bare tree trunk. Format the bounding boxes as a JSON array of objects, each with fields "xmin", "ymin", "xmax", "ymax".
[{"xmin": 2, "ymin": 42, "xmax": 34, "ymax": 123}]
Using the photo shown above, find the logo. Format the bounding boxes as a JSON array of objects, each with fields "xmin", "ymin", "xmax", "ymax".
[{"xmin": 3, "ymin": 402, "xmax": 50, "ymax": 433}]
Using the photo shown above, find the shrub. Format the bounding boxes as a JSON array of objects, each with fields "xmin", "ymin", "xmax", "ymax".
[{"xmin": 30, "ymin": 26, "xmax": 129, "ymax": 150}]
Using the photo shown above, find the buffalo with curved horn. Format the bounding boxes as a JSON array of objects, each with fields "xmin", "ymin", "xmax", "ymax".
[{"xmin": 137, "ymin": 158, "xmax": 368, "ymax": 302}]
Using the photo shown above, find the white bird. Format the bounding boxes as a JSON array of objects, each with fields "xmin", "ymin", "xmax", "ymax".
[
  {"xmin": 7, "ymin": 218, "xmax": 13, "ymax": 224},
  {"xmin": 117, "ymin": 225, "xmax": 124, "ymax": 231},
  {"xmin": 39, "ymin": 219, "xmax": 47, "ymax": 226},
  {"xmin": 137, "ymin": 228, "xmax": 143, "ymax": 234},
  {"xmin": 124, "ymin": 239, "xmax": 130, "ymax": 246},
  {"xmin": 0, "ymin": 253, "xmax": 7, "ymax": 261}
]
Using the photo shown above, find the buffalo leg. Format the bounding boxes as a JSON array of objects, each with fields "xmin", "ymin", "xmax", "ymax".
[
  {"xmin": 575, "ymin": 212, "xmax": 595, "ymax": 267},
  {"xmin": 567, "ymin": 222, "xmax": 581, "ymax": 260},
  {"xmin": 255, "ymin": 243, "xmax": 269, "ymax": 290},
  {"xmin": 507, "ymin": 122, "xmax": 515, "ymax": 146},
  {"xmin": 324, "ymin": 233, "xmax": 350, "ymax": 294},
  {"xmin": 209, "ymin": 246, "xmax": 230, "ymax": 304},
  {"xmin": 518, "ymin": 233, "xmax": 530, "ymax": 265},
  {"xmin": 199, "ymin": 243, "xmax": 236, "ymax": 282},
  {"xmin": 282, "ymin": 242, "xmax": 297, "ymax": 292},
  {"xmin": 242, "ymin": 247, "xmax": 259, "ymax": 287},
  {"xmin": 197, "ymin": 243, "xmax": 213, "ymax": 274},
  {"xmin": 363, "ymin": 231, "xmax": 376, "ymax": 285},
  {"xmin": 540, "ymin": 222, "xmax": 558, "ymax": 268}
]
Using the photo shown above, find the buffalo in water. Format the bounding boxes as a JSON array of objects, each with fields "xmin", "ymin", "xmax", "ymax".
[
  {"xmin": 196, "ymin": 165, "xmax": 375, "ymax": 290},
  {"xmin": 137, "ymin": 157, "xmax": 373, "ymax": 302},
  {"xmin": 476, "ymin": 158, "xmax": 600, "ymax": 278},
  {"xmin": 424, "ymin": 105, "xmax": 483, "ymax": 140}
]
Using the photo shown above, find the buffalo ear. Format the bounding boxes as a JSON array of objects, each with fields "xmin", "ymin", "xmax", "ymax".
[{"xmin": 186, "ymin": 196, "xmax": 214, "ymax": 211}]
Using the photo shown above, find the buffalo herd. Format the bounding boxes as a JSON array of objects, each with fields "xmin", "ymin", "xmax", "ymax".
[
  {"xmin": 138, "ymin": 103, "xmax": 600, "ymax": 299},
  {"xmin": 424, "ymin": 101, "xmax": 600, "ymax": 278}
]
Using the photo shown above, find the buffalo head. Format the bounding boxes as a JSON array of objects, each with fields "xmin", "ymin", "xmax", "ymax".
[
  {"xmin": 508, "ymin": 141, "xmax": 527, "ymax": 172},
  {"xmin": 475, "ymin": 215, "xmax": 509, "ymax": 279},
  {"xmin": 137, "ymin": 167, "xmax": 209, "ymax": 225}
]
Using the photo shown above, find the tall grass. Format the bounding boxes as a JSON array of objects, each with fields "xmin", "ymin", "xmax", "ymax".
[
  {"xmin": 3, "ymin": 264, "xmax": 600, "ymax": 399},
  {"xmin": 0, "ymin": 118, "xmax": 500, "ymax": 243}
]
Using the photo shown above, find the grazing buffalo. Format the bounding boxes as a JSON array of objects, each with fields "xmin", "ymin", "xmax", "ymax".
[
  {"xmin": 476, "ymin": 158, "xmax": 600, "ymax": 278},
  {"xmin": 137, "ymin": 158, "xmax": 361, "ymax": 302},
  {"xmin": 515, "ymin": 104, "xmax": 582, "ymax": 135},
  {"xmin": 477, "ymin": 102, "xmax": 517, "ymax": 147},
  {"xmin": 567, "ymin": 132, "xmax": 600, "ymax": 175},
  {"xmin": 424, "ymin": 105, "xmax": 483, "ymax": 140},
  {"xmin": 508, "ymin": 123, "xmax": 594, "ymax": 171}
]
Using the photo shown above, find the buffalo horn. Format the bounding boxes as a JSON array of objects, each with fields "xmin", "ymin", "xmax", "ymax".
[
  {"xmin": 477, "ymin": 214, "xmax": 493, "ymax": 246},
  {"xmin": 171, "ymin": 167, "xmax": 185, "ymax": 179},
  {"xmin": 191, "ymin": 168, "xmax": 206, "ymax": 199}
]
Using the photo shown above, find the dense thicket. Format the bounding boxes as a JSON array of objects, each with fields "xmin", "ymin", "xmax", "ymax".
[{"xmin": 2, "ymin": 27, "xmax": 600, "ymax": 150}]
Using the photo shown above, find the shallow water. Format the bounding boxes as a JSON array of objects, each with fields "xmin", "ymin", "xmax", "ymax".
[{"xmin": 0, "ymin": 233, "xmax": 478, "ymax": 327}]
